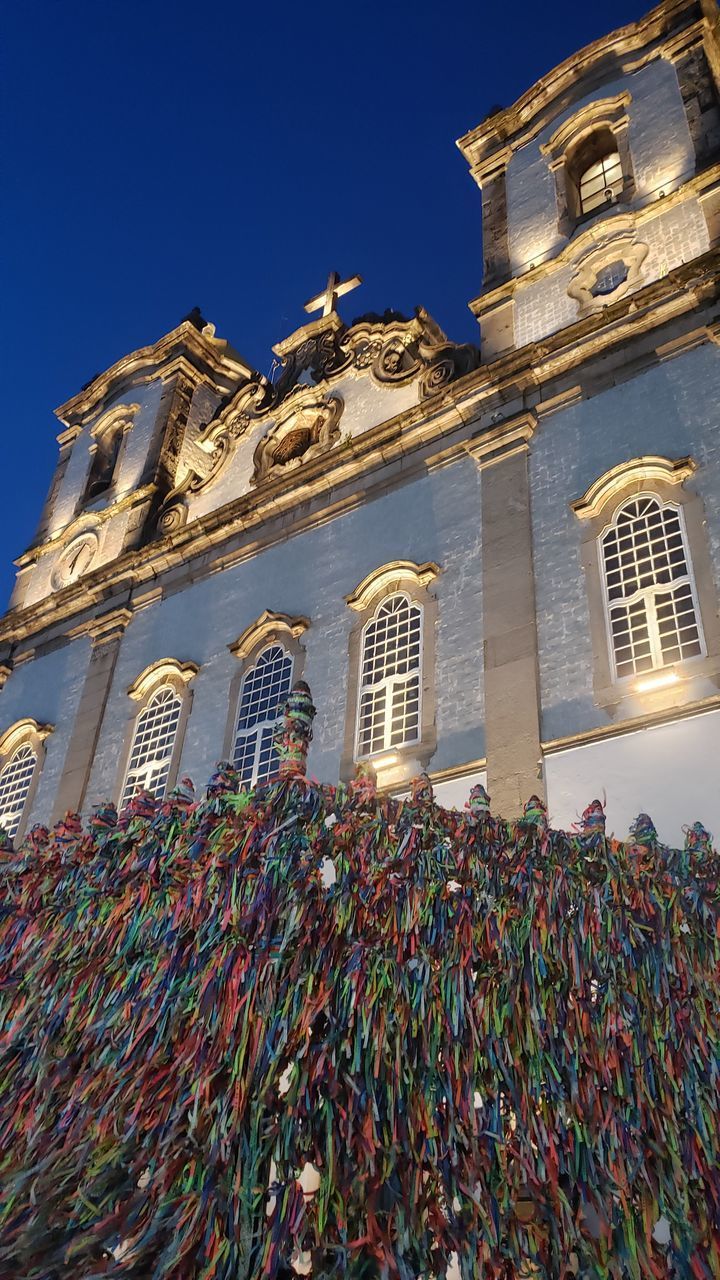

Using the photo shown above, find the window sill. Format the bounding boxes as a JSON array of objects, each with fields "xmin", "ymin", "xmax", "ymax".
[
  {"xmin": 595, "ymin": 652, "xmax": 720, "ymax": 717},
  {"xmin": 355, "ymin": 740, "xmax": 434, "ymax": 789}
]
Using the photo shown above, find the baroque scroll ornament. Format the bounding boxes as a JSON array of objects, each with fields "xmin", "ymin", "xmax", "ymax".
[{"xmin": 154, "ymin": 296, "xmax": 478, "ymax": 525}]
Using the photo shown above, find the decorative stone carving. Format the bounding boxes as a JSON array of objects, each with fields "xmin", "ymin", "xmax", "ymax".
[
  {"xmin": 341, "ymin": 306, "xmax": 478, "ymax": 395},
  {"xmin": 415, "ymin": 307, "xmax": 480, "ymax": 397},
  {"xmin": 271, "ymin": 321, "xmax": 352, "ymax": 401},
  {"xmin": 252, "ymin": 395, "xmax": 344, "ymax": 484},
  {"xmin": 154, "ymin": 378, "xmax": 271, "ymax": 534},
  {"xmin": 155, "ymin": 499, "xmax": 189, "ymax": 536},
  {"xmin": 567, "ymin": 230, "xmax": 649, "ymax": 314},
  {"xmin": 152, "ymin": 303, "xmax": 478, "ymax": 527}
]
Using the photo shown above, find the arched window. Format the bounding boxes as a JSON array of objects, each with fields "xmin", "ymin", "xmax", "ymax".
[
  {"xmin": 567, "ymin": 127, "xmax": 625, "ymax": 217},
  {"xmin": 578, "ymin": 150, "xmax": 623, "ymax": 215},
  {"xmin": 0, "ymin": 744, "xmax": 38, "ymax": 838},
  {"xmin": 542, "ymin": 95, "xmax": 632, "ymax": 237},
  {"xmin": 119, "ymin": 659, "xmax": 198, "ymax": 807},
  {"xmin": 83, "ymin": 405, "xmax": 138, "ymax": 505},
  {"xmin": 356, "ymin": 593, "xmax": 423, "ymax": 758},
  {"xmin": 84, "ymin": 425, "xmax": 124, "ymax": 501},
  {"xmin": 0, "ymin": 718, "xmax": 53, "ymax": 841},
  {"xmin": 120, "ymin": 686, "xmax": 183, "ymax": 805},
  {"xmin": 233, "ymin": 644, "xmax": 294, "ymax": 785},
  {"xmin": 601, "ymin": 496, "xmax": 704, "ymax": 679}
]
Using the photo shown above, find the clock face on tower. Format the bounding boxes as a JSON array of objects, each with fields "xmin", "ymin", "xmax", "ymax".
[{"xmin": 51, "ymin": 532, "xmax": 99, "ymax": 590}]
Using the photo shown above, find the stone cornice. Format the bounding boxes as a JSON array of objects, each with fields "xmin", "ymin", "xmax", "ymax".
[
  {"xmin": 55, "ymin": 322, "xmax": 256, "ymax": 428},
  {"xmin": 542, "ymin": 691, "xmax": 720, "ymax": 755},
  {"xmin": 571, "ymin": 455, "xmax": 696, "ymax": 519},
  {"xmin": 457, "ymin": 0, "xmax": 709, "ymax": 180},
  {"xmin": 127, "ymin": 657, "xmax": 199, "ymax": 700},
  {"xmin": 540, "ymin": 92, "xmax": 632, "ymax": 159},
  {"xmin": 67, "ymin": 606, "xmax": 134, "ymax": 646},
  {"xmin": 229, "ymin": 611, "xmax": 310, "ymax": 660},
  {"xmin": 465, "ymin": 412, "xmax": 537, "ymax": 469},
  {"xmin": 14, "ymin": 484, "xmax": 156, "ymax": 569},
  {"xmin": 1, "ymin": 252, "xmax": 718, "ymax": 653},
  {"xmin": 346, "ymin": 561, "xmax": 440, "ymax": 612}
]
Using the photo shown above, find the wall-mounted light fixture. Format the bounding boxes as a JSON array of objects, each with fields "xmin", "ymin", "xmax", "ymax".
[
  {"xmin": 372, "ymin": 751, "xmax": 400, "ymax": 770},
  {"xmin": 635, "ymin": 670, "xmax": 680, "ymax": 693}
]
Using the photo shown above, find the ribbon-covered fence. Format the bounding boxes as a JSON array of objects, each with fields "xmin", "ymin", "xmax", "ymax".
[{"xmin": 0, "ymin": 696, "xmax": 718, "ymax": 1279}]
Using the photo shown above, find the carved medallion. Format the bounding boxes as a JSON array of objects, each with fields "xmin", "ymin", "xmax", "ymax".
[
  {"xmin": 567, "ymin": 229, "xmax": 649, "ymax": 313},
  {"xmin": 252, "ymin": 395, "xmax": 344, "ymax": 484}
]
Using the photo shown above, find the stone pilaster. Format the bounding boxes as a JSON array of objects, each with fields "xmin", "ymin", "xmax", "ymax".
[
  {"xmin": 52, "ymin": 607, "xmax": 133, "ymax": 818},
  {"xmin": 479, "ymin": 155, "xmax": 511, "ymax": 288},
  {"xmin": 467, "ymin": 412, "xmax": 544, "ymax": 815}
]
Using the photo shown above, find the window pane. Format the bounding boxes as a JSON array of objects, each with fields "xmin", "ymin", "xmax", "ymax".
[
  {"xmin": 232, "ymin": 644, "xmax": 293, "ymax": 786},
  {"xmin": 602, "ymin": 498, "xmax": 702, "ymax": 678},
  {"xmin": 357, "ymin": 594, "xmax": 423, "ymax": 757},
  {"xmin": 0, "ymin": 744, "xmax": 37, "ymax": 838},
  {"xmin": 121, "ymin": 686, "xmax": 183, "ymax": 807},
  {"xmin": 579, "ymin": 150, "xmax": 623, "ymax": 214}
]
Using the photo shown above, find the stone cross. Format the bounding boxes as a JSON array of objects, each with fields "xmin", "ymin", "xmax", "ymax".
[{"xmin": 304, "ymin": 270, "xmax": 362, "ymax": 318}]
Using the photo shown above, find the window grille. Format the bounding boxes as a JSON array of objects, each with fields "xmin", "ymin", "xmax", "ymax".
[
  {"xmin": 0, "ymin": 744, "xmax": 37, "ymax": 838},
  {"xmin": 579, "ymin": 150, "xmax": 623, "ymax": 214},
  {"xmin": 601, "ymin": 496, "xmax": 704, "ymax": 679},
  {"xmin": 120, "ymin": 685, "xmax": 183, "ymax": 806},
  {"xmin": 233, "ymin": 644, "xmax": 294, "ymax": 786},
  {"xmin": 356, "ymin": 593, "xmax": 422, "ymax": 758}
]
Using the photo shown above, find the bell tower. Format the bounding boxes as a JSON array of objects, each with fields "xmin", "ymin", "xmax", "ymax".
[
  {"xmin": 458, "ymin": 0, "xmax": 720, "ymax": 358},
  {"xmin": 11, "ymin": 315, "xmax": 255, "ymax": 612}
]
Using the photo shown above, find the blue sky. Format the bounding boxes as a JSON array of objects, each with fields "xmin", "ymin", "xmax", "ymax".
[{"xmin": 2, "ymin": 0, "xmax": 648, "ymax": 608}]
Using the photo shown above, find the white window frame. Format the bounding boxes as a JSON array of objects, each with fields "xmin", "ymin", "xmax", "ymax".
[
  {"xmin": 232, "ymin": 643, "xmax": 294, "ymax": 787},
  {"xmin": 120, "ymin": 683, "xmax": 183, "ymax": 806},
  {"xmin": 355, "ymin": 591, "xmax": 423, "ymax": 760},
  {"xmin": 0, "ymin": 743, "xmax": 38, "ymax": 838},
  {"xmin": 598, "ymin": 492, "xmax": 706, "ymax": 682}
]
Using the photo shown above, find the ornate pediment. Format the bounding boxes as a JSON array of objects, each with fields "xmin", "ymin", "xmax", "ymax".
[
  {"xmin": 153, "ymin": 295, "xmax": 478, "ymax": 535},
  {"xmin": 269, "ymin": 305, "xmax": 479, "ymax": 400}
]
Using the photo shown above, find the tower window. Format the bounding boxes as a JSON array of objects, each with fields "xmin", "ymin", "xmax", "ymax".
[
  {"xmin": 356, "ymin": 593, "xmax": 422, "ymax": 757},
  {"xmin": 0, "ymin": 744, "xmax": 37, "ymax": 838},
  {"xmin": 579, "ymin": 150, "xmax": 623, "ymax": 215},
  {"xmin": 120, "ymin": 685, "xmax": 183, "ymax": 806},
  {"xmin": 233, "ymin": 644, "xmax": 294, "ymax": 786},
  {"xmin": 564, "ymin": 126, "xmax": 627, "ymax": 223},
  {"xmin": 601, "ymin": 496, "xmax": 704, "ymax": 679},
  {"xmin": 84, "ymin": 423, "xmax": 124, "ymax": 502}
]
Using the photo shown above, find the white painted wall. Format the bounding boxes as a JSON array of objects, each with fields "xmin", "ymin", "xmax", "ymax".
[
  {"xmin": 514, "ymin": 197, "xmax": 709, "ymax": 348},
  {"xmin": 432, "ymin": 770, "xmax": 487, "ymax": 812},
  {"xmin": 18, "ymin": 383, "xmax": 167, "ymax": 610},
  {"xmin": 83, "ymin": 456, "xmax": 486, "ymax": 807},
  {"xmin": 544, "ymin": 709, "xmax": 720, "ymax": 847},
  {"xmin": 505, "ymin": 55, "xmax": 704, "ymax": 348},
  {"xmin": 50, "ymin": 384, "xmax": 164, "ymax": 536}
]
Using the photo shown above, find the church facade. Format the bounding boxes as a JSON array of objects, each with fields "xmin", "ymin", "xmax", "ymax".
[{"xmin": 1, "ymin": 0, "xmax": 719, "ymax": 846}]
